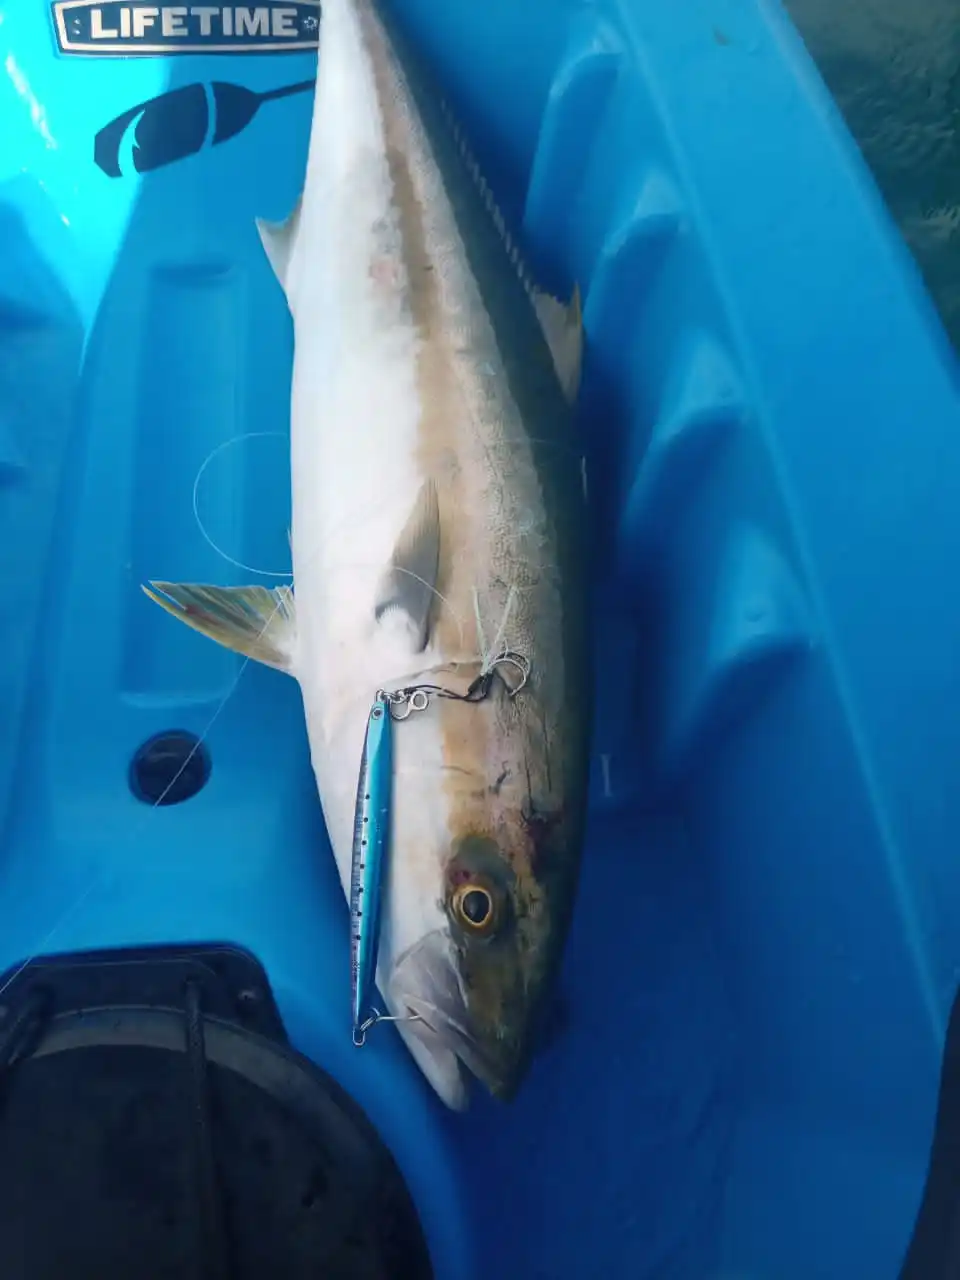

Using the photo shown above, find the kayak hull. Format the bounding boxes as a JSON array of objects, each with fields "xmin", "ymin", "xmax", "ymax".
[{"xmin": 2, "ymin": 0, "xmax": 959, "ymax": 1275}]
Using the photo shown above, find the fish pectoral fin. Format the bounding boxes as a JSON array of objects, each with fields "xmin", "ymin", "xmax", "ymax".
[
  {"xmin": 374, "ymin": 479, "xmax": 440, "ymax": 652},
  {"xmin": 255, "ymin": 195, "xmax": 302, "ymax": 295},
  {"xmin": 533, "ymin": 283, "xmax": 584, "ymax": 404},
  {"xmin": 142, "ymin": 582, "xmax": 297, "ymax": 674}
]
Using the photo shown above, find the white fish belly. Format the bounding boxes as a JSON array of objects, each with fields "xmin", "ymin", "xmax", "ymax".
[{"xmin": 285, "ymin": 0, "xmax": 453, "ymax": 911}]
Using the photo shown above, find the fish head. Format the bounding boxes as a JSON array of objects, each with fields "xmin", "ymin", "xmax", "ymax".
[{"xmin": 386, "ymin": 784, "xmax": 583, "ymax": 1109}]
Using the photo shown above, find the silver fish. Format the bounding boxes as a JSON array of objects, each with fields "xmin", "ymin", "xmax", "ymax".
[{"xmin": 143, "ymin": 0, "xmax": 591, "ymax": 1109}]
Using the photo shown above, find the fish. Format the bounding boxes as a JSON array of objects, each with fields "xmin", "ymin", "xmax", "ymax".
[{"xmin": 142, "ymin": 0, "xmax": 591, "ymax": 1109}]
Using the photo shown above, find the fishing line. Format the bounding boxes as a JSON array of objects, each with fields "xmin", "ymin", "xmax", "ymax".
[
  {"xmin": 472, "ymin": 589, "xmax": 487, "ymax": 664},
  {"xmin": 378, "ymin": 565, "xmax": 467, "ymax": 653},
  {"xmin": 188, "ymin": 432, "xmax": 525, "ymax": 1054},
  {"xmin": 192, "ymin": 431, "xmax": 294, "ymax": 578},
  {"xmin": 0, "ymin": 442, "xmax": 292, "ymax": 999},
  {"xmin": 3, "ymin": 425, "xmax": 336, "ymax": 1002},
  {"xmin": 0, "ymin": 614, "xmax": 278, "ymax": 1002},
  {"xmin": 481, "ymin": 585, "xmax": 517, "ymax": 674},
  {"xmin": 191, "ymin": 431, "xmax": 473, "ymax": 652}
]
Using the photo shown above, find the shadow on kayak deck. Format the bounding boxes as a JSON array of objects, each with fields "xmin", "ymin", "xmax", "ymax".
[{"xmin": 2, "ymin": 0, "xmax": 960, "ymax": 1277}]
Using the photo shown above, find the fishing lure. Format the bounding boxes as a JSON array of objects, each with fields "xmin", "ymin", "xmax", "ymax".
[
  {"xmin": 349, "ymin": 652, "xmax": 531, "ymax": 1046},
  {"xmin": 350, "ymin": 692, "xmax": 393, "ymax": 1046}
]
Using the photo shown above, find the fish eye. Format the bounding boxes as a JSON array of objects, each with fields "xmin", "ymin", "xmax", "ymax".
[{"xmin": 452, "ymin": 882, "xmax": 496, "ymax": 933}]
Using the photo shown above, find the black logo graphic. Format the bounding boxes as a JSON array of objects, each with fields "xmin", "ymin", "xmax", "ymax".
[
  {"xmin": 53, "ymin": 1, "xmax": 321, "ymax": 57},
  {"xmin": 94, "ymin": 79, "xmax": 314, "ymax": 178}
]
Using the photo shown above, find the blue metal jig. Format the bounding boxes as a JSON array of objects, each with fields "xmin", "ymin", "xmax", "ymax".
[{"xmin": 350, "ymin": 692, "xmax": 393, "ymax": 1046}]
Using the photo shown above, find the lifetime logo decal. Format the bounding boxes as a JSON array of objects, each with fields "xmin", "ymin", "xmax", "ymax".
[{"xmin": 52, "ymin": 2, "xmax": 321, "ymax": 55}]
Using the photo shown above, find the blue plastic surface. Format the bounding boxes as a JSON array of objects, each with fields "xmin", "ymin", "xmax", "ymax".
[{"xmin": 2, "ymin": 0, "xmax": 960, "ymax": 1276}]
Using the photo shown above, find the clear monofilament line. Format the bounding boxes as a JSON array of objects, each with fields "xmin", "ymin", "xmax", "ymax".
[
  {"xmin": 482, "ymin": 584, "xmax": 517, "ymax": 675},
  {"xmin": 192, "ymin": 431, "xmax": 294, "ymax": 578},
  {"xmin": 193, "ymin": 432, "xmax": 472, "ymax": 653},
  {"xmin": 0, "ymin": 608, "xmax": 277, "ymax": 1001}
]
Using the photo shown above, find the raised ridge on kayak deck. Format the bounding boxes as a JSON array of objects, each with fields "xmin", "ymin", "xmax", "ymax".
[{"xmin": 1, "ymin": 0, "xmax": 960, "ymax": 1275}]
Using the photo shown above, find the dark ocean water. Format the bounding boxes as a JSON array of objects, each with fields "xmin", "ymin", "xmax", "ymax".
[{"xmin": 784, "ymin": 0, "xmax": 960, "ymax": 352}]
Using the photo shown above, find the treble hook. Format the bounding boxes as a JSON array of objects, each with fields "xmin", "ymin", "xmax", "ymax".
[{"xmin": 492, "ymin": 650, "xmax": 531, "ymax": 696}]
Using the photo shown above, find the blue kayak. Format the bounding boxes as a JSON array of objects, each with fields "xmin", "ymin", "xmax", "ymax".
[{"xmin": 2, "ymin": 0, "xmax": 960, "ymax": 1276}]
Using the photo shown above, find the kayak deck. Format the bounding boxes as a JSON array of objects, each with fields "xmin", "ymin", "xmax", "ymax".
[{"xmin": 2, "ymin": 0, "xmax": 960, "ymax": 1275}]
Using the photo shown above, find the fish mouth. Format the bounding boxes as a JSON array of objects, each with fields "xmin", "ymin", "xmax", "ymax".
[{"xmin": 389, "ymin": 931, "xmax": 527, "ymax": 1106}]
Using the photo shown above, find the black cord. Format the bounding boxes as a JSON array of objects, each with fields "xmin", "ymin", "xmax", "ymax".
[
  {"xmin": 390, "ymin": 650, "xmax": 532, "ymax": 708},
  {"xmin": 184, "ymin": 980, "xmax": 230, "ymax": 1280}
]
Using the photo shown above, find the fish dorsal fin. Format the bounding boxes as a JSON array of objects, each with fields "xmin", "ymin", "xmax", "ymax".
[
  {"xmin": 142, "ymin": 582, "xmax": 297, "ymax": 673},
  {"xmin": 439, "ymin": 99, "xmax": 583, "ymax": 403},
  {"xmin": 374, "ymin": 479, "xmax": 440, "ymax": 652},
  {"xmin": 255, "ymin": 195, "xmax": 302, "ymax": 295}
]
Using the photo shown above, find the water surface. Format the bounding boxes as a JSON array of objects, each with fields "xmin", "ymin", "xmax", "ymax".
[{"xmin": 784, "ymin": 0, "xmax": 960, "ymax": 351}]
